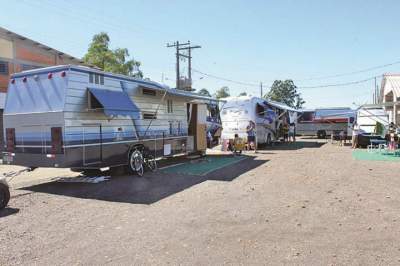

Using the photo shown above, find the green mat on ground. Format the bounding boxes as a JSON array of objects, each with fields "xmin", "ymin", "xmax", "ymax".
[
  {"xmin": 162, "ymin": 155, "xmax": 247, "ymax": 176},
  {"xmin": 352, "ymin": 149, "xmax": 400, "ymax": 162}
]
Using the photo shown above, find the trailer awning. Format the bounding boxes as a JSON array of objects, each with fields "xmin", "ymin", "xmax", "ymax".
[{"xmin": 87, "ymin": 87, "xmax": 140, "ymax": 118}]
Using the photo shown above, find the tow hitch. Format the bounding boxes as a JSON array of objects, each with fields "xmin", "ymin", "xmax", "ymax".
[{"xmin": 0, "ymin": 167, "xmax": 36, "ymax": 210}]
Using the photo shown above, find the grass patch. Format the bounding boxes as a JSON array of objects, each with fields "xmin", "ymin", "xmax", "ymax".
[
  {"xmin": 352, "ymin": 149, "xmax": 400, "ymax": 162},
  {"xmin": 162, "ymin": 155, "xmax": 247, "ymax": 176}
]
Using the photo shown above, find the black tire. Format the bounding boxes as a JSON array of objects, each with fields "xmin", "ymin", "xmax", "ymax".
[
  {"xmin": 317, "ymin": 130, "xmax": 326, "ymax": 139},
  {"xmin": 145, "ymin": 155, "xmax": 157, "ymax": 172},
  {"xmin": 266, "ymin": 134, "xmax": 272, "ymax": 146},
  {"xmin": 0, "ymin": 183, "xmax": 10, "ymax": 210},
  {"xmin": 129, "ymin": 149, "xmax": 144, "ymax": 177}
]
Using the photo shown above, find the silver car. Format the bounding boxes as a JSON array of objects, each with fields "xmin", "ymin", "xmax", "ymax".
[{"xmin": 0, "ymin": 176, "xmax": 10, "ymax": 210}]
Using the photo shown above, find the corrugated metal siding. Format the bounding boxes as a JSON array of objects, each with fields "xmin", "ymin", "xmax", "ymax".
[{"xmin": 64, "ymin": 70, "xmax": 189, "ymax": 141}]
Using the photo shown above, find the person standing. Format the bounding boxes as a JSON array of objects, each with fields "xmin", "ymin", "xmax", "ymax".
[
  {"xmin": 352, "ymin": 123, "xmax": 361, "ymax": 149},
  {"xmin": 246, "ymin": 120, "xmax": 256, "ymax": 151},
  {"xmin": 288, "ymin": 123, "xmax": 296, "ymax": 142}
]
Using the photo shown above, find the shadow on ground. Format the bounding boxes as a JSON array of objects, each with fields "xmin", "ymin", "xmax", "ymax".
[
  {"xmin": 0, "ymin": 207, "xmax": 19, "ymax": 218},
  {"xmin": 20, "ymin": 156, "xmax": 267, "ymax": 205},
  {"xmin": 258, "ymin": 140, "xmax": 326, "ymax": 151}
]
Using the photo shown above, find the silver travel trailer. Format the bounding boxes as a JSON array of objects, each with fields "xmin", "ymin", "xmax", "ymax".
[
  {"xmin": 2, "ymin": 65, "xmax": 213, "ymax": 174},
  {"xmin": 220, "ymin": 96, "xmax": 298, "ymax": 146}
]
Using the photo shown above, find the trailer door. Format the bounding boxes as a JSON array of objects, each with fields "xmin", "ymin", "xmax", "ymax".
[{"xmin": 83, "ymin": 124, "xmax": 102, "ymax": 165}]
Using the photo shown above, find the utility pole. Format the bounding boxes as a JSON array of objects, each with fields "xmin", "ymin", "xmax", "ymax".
[
  {"xmin": 167, "ymin": 41, "xmax": 201, "ymax": 91},
  {"xmin": 260, "ymin": 82, "xmax": 263, "ymax": 98}
]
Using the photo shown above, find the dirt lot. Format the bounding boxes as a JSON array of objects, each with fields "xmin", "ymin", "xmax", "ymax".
[{"xmin": 1, "ymin": 138, "xmax": 400, "ymax": 265}]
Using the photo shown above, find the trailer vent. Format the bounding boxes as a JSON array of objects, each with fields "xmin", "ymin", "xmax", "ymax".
[
  {"xmin": 51, "ymin": 127, "xmax": 63, "ymax": 154},
  {"xmin": 5, "ymin": 128, "xmax": 15, "ymax": 152}
]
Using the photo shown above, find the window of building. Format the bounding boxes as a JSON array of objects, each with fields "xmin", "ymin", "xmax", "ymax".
[
  {"xmin": 143, "ymin": 88, "xmax": 156, "ymax": 96},
  {"xmin": 0, "ymin": 61, "xmax": 9, "ymax": 75},
  {"xmin": 143, "ymin": 113, "xmax": 157, "ymax": 120},
  {"xmin": 169, "ymin": 121, "xmax": 173, "ymax": 135},
  {"xmin": 89, "ymin": 73, "xmax": 104, "ymax": 85},
  {"xmin": 167, "ymin": 99, "xmax": 173, "ymax": 113}
]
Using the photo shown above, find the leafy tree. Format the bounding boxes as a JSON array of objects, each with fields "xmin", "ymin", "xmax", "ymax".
[
  {"xmin": 83, "ymin": 32, "xmax": 143, "ymax": 78},
  {"xmin": 264, "ymin": 80, "xmax": 305, "ymax": 108},
  {"xmin": 238, "ymin": 92, "xmax": 247, "ymax": 96},
  {"xmin": 198, "ymin": 88, "xmax": 212, "ymax": 97},
  {"xmin": 215, "ymin": 86, "xmax": 230, "ymax": 99}
]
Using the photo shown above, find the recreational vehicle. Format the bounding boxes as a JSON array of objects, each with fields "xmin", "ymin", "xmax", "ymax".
[
  {"xmin": 220, "ymin": 96, "xmax": 298, "ymax": 146},
  {"xmin": 356, "ymin": 106, "xmax": 389, "ymax": 134},
  {"xmin": 2, "ymin": 65, "xmax": 215, "ymax": 175},
  {"xmin": 355, "ymin": 106, "xmax": 389, "ymax": 147},
  {"xmin": 297, "ymin": 108, "xmax": 355, "ymax": 138}
]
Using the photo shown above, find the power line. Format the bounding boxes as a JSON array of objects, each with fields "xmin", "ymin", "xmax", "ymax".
[
  {"xmin": 193, "ymin": 68, "xmax": 380, "ymax": 90},
  {"xmin": 192, "ymin": 68, "xmax": 259, "ymax": 87},
  {"xmin": 285, "ymin": 60, "xmax": 400, "ymax": 82},
  {"xmin": 297, "ymin": 76, "xmax": 379, "ymax": 89}
]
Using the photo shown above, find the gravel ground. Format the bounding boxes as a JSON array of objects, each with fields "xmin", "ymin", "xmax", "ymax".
[{"xmin": 1, "ymin": 138, "xmax": 400, "ymax": 265}]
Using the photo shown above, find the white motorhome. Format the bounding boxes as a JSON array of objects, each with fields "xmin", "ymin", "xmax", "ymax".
[{"xmin": 220, "ymin": 96, "xmax": 298, "ymax": 145}]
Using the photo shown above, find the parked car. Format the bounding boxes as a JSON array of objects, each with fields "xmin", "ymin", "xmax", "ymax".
[{"xmin": 0, "ymin": 176, "xmax": 10, "ymax": 210}]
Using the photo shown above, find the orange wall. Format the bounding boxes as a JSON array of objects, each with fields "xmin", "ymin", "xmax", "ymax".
[{"xmin": 15, "ymin": 44, "xmax": 56, "ymax": 65}]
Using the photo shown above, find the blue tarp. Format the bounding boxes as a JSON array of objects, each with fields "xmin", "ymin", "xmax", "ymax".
[{"xmin": 88, "ymin": 87, "xmax": 140, "ymax": 118}]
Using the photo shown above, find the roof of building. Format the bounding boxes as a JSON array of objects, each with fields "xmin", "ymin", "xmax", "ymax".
[
  {"xmin": 381, "ymin": 74, "xmax": 400, "ymax": 100},
  {"xmin": 0, "ymin": 26, "xmax": 85, "ymax": 65}
]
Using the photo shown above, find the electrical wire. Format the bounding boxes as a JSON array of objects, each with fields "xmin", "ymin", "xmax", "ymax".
[
  {"xmin": 192, "ymin": 68, "xmax": 259, "ymax": 87},
  {"xmin": 293, "ymin": 60, "xmax": 400, "ymax": 81},
  {"xmin": 297, "ymin": 76, "xmax": 379, "ymax": 89}
]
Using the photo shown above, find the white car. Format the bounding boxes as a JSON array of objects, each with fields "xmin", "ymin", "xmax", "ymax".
[{"xmin": 0, "ymin": 176, "xmax": 10, "ymax": 210}]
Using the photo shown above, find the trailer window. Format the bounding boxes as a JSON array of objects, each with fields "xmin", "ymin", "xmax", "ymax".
[
  {"xmin": 256, "ymin": 104, "xmax": 265, "ymax": 117},
  {"xmin": 0, "ymin": 61, "xmax": 9, "ymax": 75},
  {"xmin": 143, "ymin": 113, "xmax": 157, "ymax": 119},
  {"xmin": 143, "ymin": 88, "xmax": 156, "ymax": 96},
  {"xmin": 167, "ymin": 99, "xmax": 173, "ymax": 113},
  {"xmin": 299, "ymin": 112, "xmax": 314, "ymax": 122},
  {"xmin": 87, "ymin": 91, "xmax": 103, "ymax": 110},
  {"xmin": 89, "ymin": 73, "xmax": 104, "ymax": 85}
]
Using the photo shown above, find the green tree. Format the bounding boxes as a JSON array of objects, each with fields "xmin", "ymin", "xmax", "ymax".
[
  {"xmin": 238, "ymin": 92, "xmax": 247, "ymax": 96},
  {"xmin": 198, "ymin": 88, "xmax": 212, "ymax": 97},
  {"xmin": 83, "ymin": 32, "xmax": 143, "ymax": 78},
  {"xmin": 215, "ymin": 86, "xmax": 230, "ymax": 99},
  {"xmin": 264, "ymin": 80, "xmax": 305, "ymax": 108}
]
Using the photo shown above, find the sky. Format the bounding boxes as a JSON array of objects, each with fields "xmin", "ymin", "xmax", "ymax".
[{"xmin": 1, "ymin": 0, "xmax": 400, "ymax": 108}]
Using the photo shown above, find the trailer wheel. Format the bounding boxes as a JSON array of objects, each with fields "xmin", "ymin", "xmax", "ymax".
[
  {"xmin": 266, "ymin": 134, "xmax": 272, "ymax": 146},
  {"xmin": 0, "ymin": 183, "xmax": 10, "ymax": 210},
  {"xmin": 317, "ymin": 130, "xmax": 326, "ymax": 139},
  {"xmin": 129, "ymin": 149, "xmax": 144, "ymax": 177}
]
